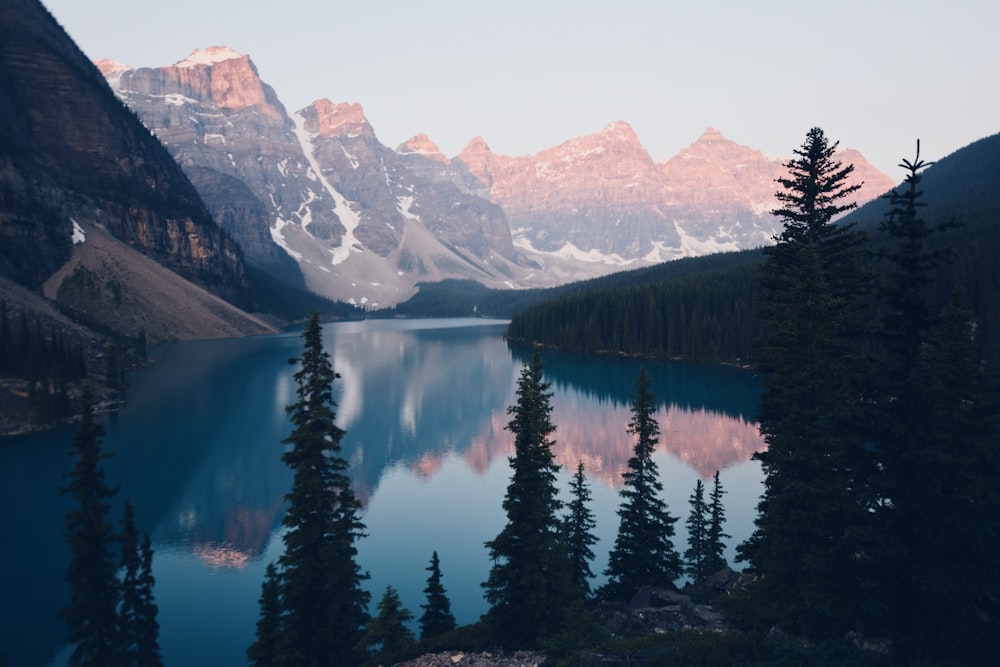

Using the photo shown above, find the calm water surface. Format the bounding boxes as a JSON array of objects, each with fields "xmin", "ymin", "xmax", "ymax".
[{"xmin": 0, "ymin": 318, "xmax": 763, "ymax": 666}]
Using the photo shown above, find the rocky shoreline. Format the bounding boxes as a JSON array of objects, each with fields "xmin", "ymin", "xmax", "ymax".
[{"xmin": 395, "ymin": 651, "xmax": 545, "ymax": 667}]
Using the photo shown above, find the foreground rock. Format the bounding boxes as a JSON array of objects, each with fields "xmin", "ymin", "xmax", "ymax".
[
  {"xmin": 395, "ymin": 651, "xmax": 545, "ymax": 667},
  {"xmin": 600, "ymin": 586, "xmax": 725, "ymax": 636},
  {"xmin": 596, "ymin": 568, "xmax": 754, "ymax": 636}
]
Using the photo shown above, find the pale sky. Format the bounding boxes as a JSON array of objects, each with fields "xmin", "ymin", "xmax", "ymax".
[{"xmin": 43, "ymin": 0, "xmax": 999, "ymax": 178}]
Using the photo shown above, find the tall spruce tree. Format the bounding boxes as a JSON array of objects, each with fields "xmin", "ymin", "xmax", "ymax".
[
  {"xmin": 418, "ymin": 551, "xmax": 456, "ymax": 640},
  {"xmin": 737, "ymin": 127, "xmax": 876, "ymax": 638},
  {"xmin": 118, "ymin": 501, "xmax": 142, "ymax": 663},
  {"xmin": 483, "ymin": 346, "xmax": 572, "ymax": 647},
  {"xmin": 256, "ymin": 312, "xmax": 370, "ymax": 666},
  {"xmin": 683, "ymin": 479, "xmax": 710, "ymax": 584},
  {"xmin": 563, "ymin": 461, "xmax": 598, "ymax": 595},
  {"xmin": 871, "ymin": 145, "xmax": 1000, "ymax": 664},
  {"xmin": 603, "ymin": 367, "xmax": 681, "ymax": 599},
  {"xmin": 60, "ymin": 386, "xmax": 121, "ymax": 667},
  {"xmin": 247, "ymin": 563, "xmax": 286, "ymax": 667},
  {"xmin": 134, "ymin": 533, "xmax": 162, "ymax": 667},
  {"xmin": 704, "ymin": 470, "xmax": 729, "ymax": 576}
]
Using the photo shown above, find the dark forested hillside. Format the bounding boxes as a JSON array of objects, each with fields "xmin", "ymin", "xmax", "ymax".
[
  {"xmin": 506, "ymin": 133, "xmax": 1000, "ymax": 365},
  {"xmin": 380, "ymin": 249, "xmax": 764, "ymax": 320},
  {"xmin": 506, "ymin": 257, "xmax": 761, "ymax": 364}
]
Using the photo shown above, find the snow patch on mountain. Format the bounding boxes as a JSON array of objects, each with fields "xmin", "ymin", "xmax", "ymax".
[
  {"xmin": 71, "ymin": 219, "xmax": 86, "ymax": 244},
  {"xmin": 270, "ymin": 218, "xmax": 303, "ymax": 260},
  {"xmin": 175, "ymin": 46, "xmax": 244, "ymax": 68},
  {"xmin": 396, "ymin": 196, "xmax": 420, "ymax": 222},
  {"xmin": 291, "ymin": 112, "xmax": 363, "ymax": 265},
  {"xmin": 513, "ymin": 237, "xmax": 633, "ymax": 266},
  {"xmin": 157, "ymin": 93, "xmax": 199, "ymax": 107},
  {"xmin": 674, "ymin": 223, "xmax": 741, "ymax": 256},
  {"xmin": 341, "ymin": 146, "xmax": 359, "ymax": 169}
]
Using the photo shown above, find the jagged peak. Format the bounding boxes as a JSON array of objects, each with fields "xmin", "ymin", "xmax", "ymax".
[
  {"xmin": 697, "ymin": 127, "xmax": 725, "ymax": 141},
  {"xmin": 175, "ymin": 46, "xmax": 245, "ymax": 69},
  {"xmin": 461, "ymin": 136, "xmax": 492, "ymax": 153},
  {"xmin": 94, "ymin": 59, "xmax": 132, "ymax": 77},
  {"xmin": 307, "ymin": 99, "xmax": 372, "ymax": 139},
  {"xmin": 669, "ymin": 127, "xmax": 763, "ymax": 164},
  {"xmin": 600, "ymin": 120, "xmax": 641, "ymax": 142},
  {"xmin": 398, "ymin": 133, "xmax": 449, "ymax": 163},
  {"xmin": 684, "ymin": 128, "xmax": 739, "ymax": 150}
]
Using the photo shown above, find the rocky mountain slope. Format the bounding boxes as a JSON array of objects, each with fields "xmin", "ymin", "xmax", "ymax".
[
  {"xmin": 0, "ymin": 0, "xmax": 271, "ymax": 344},
  {"xmin": 456, "ymin": 125, "xmax": 895, "ymax": 263},
  {"xmin": 99, "ymin": 47, "xmax": 895, "ymax": 309}
]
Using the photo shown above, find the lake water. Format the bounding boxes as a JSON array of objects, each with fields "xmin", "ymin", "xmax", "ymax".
[{"xmin": 0, "ymin": 318, "xmax": 763, "ymax": 667}]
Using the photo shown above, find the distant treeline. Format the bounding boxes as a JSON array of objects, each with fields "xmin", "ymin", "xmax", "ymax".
[
  {"xmin": 507, "ymin": 257, "xmax": 762, "ymax": 365},
  {"xmin": 0, "ymin": 301, "xmax": 87, "ymax": 421}
]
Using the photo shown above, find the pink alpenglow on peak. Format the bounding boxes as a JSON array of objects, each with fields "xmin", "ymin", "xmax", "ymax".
[
  {"xmin": 174, "ymin": 46, "xmax": 245, "ymax": 69},
  {"xmin": 162, "ymin": 47, "xmax": 280, "ymax": 118},
  {"xmin": 307, "ymin": 99, "xmax": 373, "ymax": 139},
  {"xmin": 94, "ymin": 58, "xmax": 132, "ymax": 77},
  {"xmin": 599, "ymin": 120, "xmax": 643, "ymax": 143},
  {"xmin": 398, "ymin": 133, "xmax": 449, "ymax": 164}
]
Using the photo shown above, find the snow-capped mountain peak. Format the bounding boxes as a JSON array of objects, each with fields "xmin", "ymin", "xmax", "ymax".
[{"xmin": 175, "ymin": 46, "xmax": 244, "ymax": 68}]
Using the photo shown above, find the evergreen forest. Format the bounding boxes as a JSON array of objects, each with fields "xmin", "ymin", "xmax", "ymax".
[{"xmin": 0, "ymin": 301, "xmax": 89, "ymax": 423}]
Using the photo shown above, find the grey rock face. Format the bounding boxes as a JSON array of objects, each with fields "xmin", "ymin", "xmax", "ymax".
[{"xmin": 103, "ymin": 53, "xmax": 522, "ymax": 307}]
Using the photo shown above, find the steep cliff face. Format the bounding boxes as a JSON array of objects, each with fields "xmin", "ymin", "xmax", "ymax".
[
  {"xmin": 458, "ymin": 124, "xmax": 896, "ymax": 262},
  {"xmin": 0, "ymin": 0, "xmax": 249, "ymax": 307},
  {"xmin": 290, "ymin": 99, "xmax": 521, "ymax": 305},
  {"xmin": 298, "ymin": 99, "xmax": 515, "ymax": 261},
  {"xmin": 184, "ymin": 166, "xmax": 304, "ymax": 287},
  {"xmin": 105, "ymin": 48, "xmax": 314, "ymax": 286}
]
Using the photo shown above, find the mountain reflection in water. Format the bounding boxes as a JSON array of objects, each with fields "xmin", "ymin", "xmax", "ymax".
[
  {"xmin": 0, "ymin": 319, "xmax": 763, "ymax": 667},
  {"xmin": 140, "ymin": 319, "xmax": 764, "ymax": 571}
]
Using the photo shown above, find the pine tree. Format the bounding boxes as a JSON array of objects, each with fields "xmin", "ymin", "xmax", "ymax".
[
  {"xmin": 683, "ymin": 479, "xmax": 710, "ymax": 584},
  {"xmin": 418, "ymin": 551, "xmax": 456, "ymax": 640},
  {"xmin": 483, "ymin": 346, "xmax": 572, "ymax": 647},
  {"xmin": 563, "ymin": 461, "xmax": 598, "ymax": 595},
  {"xmin": 357, "ymin": 586, "xmax": 416, "ymax": 667},
  {"xmin": 60, "ymin": 386, "xmax": 121, "ymax": 667},
  {"xmin": 737, "ymin": 127, "xmax": 875, "ymax": 638},
  {"xmin": 704, "ymin": 470, "xmax": 729, "ymax": 576},
  {"xmin": 603, "ymin": 367, "xmax": 681, "ymax": 599},
  {"xmin": 871, "ymin": 145, "xmax": 1000, "ymax": 664},
  {"xmin": 134, "ymin": 533, "xmax": 162, "ymax": 667},
  {"xmin": 247, "ymin": 563, "xmax": 286, "ymax": 667},
  {"xmin": 118, "ymin": 501, "xmax": 142, "ymax": 663},
  {"xmin": 255, "ymin": 312, "xmax": 370, "ymax": 666}
]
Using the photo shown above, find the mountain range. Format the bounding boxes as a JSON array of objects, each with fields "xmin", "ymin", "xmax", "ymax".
[{"xmin": 97, "ymin": 46, "xmax": 895, "ymax": 309}]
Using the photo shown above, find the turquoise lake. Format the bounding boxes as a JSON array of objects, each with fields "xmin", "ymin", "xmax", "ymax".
[{"xmin": 0, "ymin": 318, "xmax": 764, "ymax": 666}]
